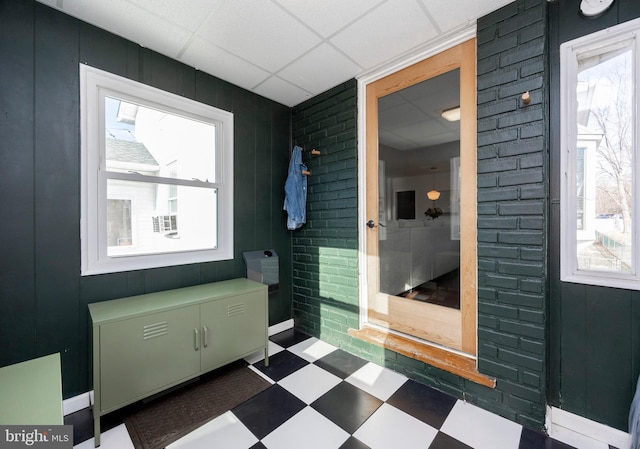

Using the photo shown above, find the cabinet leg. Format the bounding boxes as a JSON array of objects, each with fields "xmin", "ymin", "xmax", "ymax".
[
  {"xmin": 94, "ymin": 414, "xmax": 101, "ymax": 447},
  {"xmin": 264, "ymin": 347, "xmax": 269, "ymax": 367}
]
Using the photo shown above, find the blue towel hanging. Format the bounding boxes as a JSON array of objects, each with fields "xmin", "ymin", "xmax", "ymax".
[{"xmin": 283, "ymin": 145, "xmax": 307, "ymax": 230}]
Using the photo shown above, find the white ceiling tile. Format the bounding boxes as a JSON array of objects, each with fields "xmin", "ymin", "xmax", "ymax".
[
  {"xmin": 125, "ymin": 0, "xmax": 221, "ymax": 32},
  {"xmin": 273, "ymin": 0, "xmax": 384, "ymax": 38},
  {"xmin": 417, "ymin": 132, "xmax": 459, "ymax": 148},
  {"xmin": 420, "ymin": 0, "xmax": 514, "ymax": 32},
  {"xmin": 253, "ymin": 76, "xmax": 313, "ymax": 107},
  {"xmin": 386, "ymin": 127, "xmax": 459, "ymax": 151},
  {"xmin": 411, "ymin": 91, "xmax": 460, "ymax": 118},
  {"xmin": 58, "ymin": 0, "xmax": 191, "ymax": 57},
  {"xmin": 199, "ymin": 0, "xmax": 322, "ymax": 73},
  {"xmin": 379, "ymin": 103, "xmax": 428, "ymax": 130},
  {"xmin": 378, "ymin": 64, "xmax": 460, "ymax": 151},
  {"xmin": 330, "ymin": 1, "xmax": 438, "ymax": 69},
  {"xmin": 379, "ymin": 130, "xmax": 419, "ymax": 151},
  {"xmin": 395, "ymin": 119, "xmax": 451, "ymax": 143},
  {"xmin": 399, "ymin": 69, "xmax": 459, "ymax": 103},
  {"xmin": 441, "ymin": 119, "xmax": 461, "ymax": 135},
  {"xmin": 36, "ymin": 0, "xmax": 511, "ymax": 109},
  {"xmin": 278, "ymin": 44, "xmax": 361, "ymax": 94},
  {"xmin": 179, "ymin": 37, "xmax": 271, "ymax": 93},
  {"xmin": 378, "ymin": 91, "xmax": 409, "ymax": 111}
]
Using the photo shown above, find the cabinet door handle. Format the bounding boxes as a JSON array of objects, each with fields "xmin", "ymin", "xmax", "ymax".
[
  {"xmin": 202, "ymin": 325, "xmax": 208, "ymax": 348},
  {"xmin": 194, "ymin": 328, "xmax": 199, "ymax": 351}
]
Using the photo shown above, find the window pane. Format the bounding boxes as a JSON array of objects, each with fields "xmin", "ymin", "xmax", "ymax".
[
  {"xmin": 104, "ymin": 97, "xmax": 216, "ymax": 182},
  {"xmin": 107, "ymin": 179, "xmax": 218, "ymax": 257},
  {"xmin": 575, "ymin": 43, "xmax": 633, "ymax": 273},
  {"xmin": 377, "ymin": 70, "xmax": 461, "ymax": 311},
  {"xmin": 107, "ymin": 199, "xmax": 132, "ymax": 247}
]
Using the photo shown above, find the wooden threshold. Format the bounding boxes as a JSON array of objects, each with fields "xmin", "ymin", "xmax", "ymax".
[{"xmin": 348, "ymin": 326, "xmax": 496, "ymax": 388}]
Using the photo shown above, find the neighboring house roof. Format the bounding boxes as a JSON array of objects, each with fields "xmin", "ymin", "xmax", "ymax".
[{"xmin": 106, "ymin": 138, "xmax": 159, "ymax": 168}]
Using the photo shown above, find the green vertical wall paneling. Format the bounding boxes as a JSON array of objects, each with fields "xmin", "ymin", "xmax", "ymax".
[
  {"xmin": 141, "ymin": 50, "xmax": 196, "ymax": 100},
  {"xmin": 633, "ymin": 292, "xmax": 640, "ymax": 387},
  {"xmin": 0, "ymin": 0, "xmax": 37, "ymax": 367},
  {"xmin": 33, "ymin": 3, "xmax": 82, "ymax": 394},
  {"xmin": 0, "ymin": 1, "xmax": 292, "ymax": 398},
  {"xmin": 620, "ymin": 0, "xmax": 640, "ymax": 22},
  {"xmin": 586, "ymin": 288, "xmax": 632, "ymax": 425},
  {"xmin": 255, "ymin": 102, "xmax": 274, "ymax": 247},
  {"xmin": 560, "ymin": 283, "xmax": 634, "ymax": 428},
  {"xmin": 557, "ymin": 0, "xmax": 618, "ymax": 43},
  {"xmin": 194, "ymin": 71, "xmax": 235, "ymax": 286},
  {"xmin": 143, "ymin": 266, "xmax": 201, "ymax": 294},
  {"xmin": 559, "ymin": 282, "xmax": 588, "ymax": 413},
  {"xmin": 78, "ymin": 22, "xmax": 141, "ymax": 82},
  {"xmin": 549, "ymin": 0, "xmax": 640, "ymax": 431},
  {"xmin": 233, "ymin": 90, "xmax": 258, "ymax": 267}
]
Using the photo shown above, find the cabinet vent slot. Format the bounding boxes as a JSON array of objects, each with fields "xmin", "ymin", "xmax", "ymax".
[
  {"xmin": 227, "ymin": 303, "xmax": 246, "ymax": 317},
  {"xmin": 143, "ymin": 321, "xmax": 169, "ymax": 340}
]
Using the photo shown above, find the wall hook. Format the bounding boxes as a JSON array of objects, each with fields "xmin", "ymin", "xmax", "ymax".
[{"xmin": 522, "ymin": 91, "xmax": 531, "ymax": 105}]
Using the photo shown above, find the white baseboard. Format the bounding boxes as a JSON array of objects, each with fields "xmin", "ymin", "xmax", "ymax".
[
  {"xmin": 268, "ymin": 318, "xmax": 294, "ymax": 336},
  {"xmin": 63, "ymin": 318, "xmax": 295, "ymax": 416},
  {"xmin": 547, "ymin": 406, "xmax": 630, "ymax": 449},
  {"xmin": 63, "ymin": 392, "xmax": 91, "ymax": 416}
]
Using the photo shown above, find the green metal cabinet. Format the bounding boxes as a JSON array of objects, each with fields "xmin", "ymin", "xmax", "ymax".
[
  {"xmin": 200, "ymin": 290, "xmax": 267, "ymax": 371},
  {"xmin": 88, "ymin": 278, "xmax": 268, "ymax": 447},
  {"xmin": 99, "ymin": 306, "xmax": 202, "ymax": 412}
]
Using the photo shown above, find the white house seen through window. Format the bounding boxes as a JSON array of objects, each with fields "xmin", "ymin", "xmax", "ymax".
[
  {"xmin": 80, "ymin": 65, "xmax": 234, "ymax": 275},
  {"xmin": 561, "ymin": 18, "xmax": 640, "ymax": 289}
]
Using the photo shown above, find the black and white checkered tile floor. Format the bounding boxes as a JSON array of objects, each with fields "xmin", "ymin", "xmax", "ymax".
[{"xmin": 73, "ymin": 329, "xmax": 616, "ymax": 449}]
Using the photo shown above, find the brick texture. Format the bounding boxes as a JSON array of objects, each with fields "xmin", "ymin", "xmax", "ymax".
[
  {"xmin": 476, "ymin": 0, "xmax": 547, "ymax": 430},
  {"xmin": 291, "ymin": 80, "xmax": 360, "ymax": 344}
]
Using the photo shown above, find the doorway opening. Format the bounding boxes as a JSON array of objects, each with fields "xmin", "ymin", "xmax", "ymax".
[
  {"xmin": 357, "ymin": 39, "xmax": 488, "ymax": 383},
  {"xmin": 378, "ymin": 68, "xmax": 461, "ymax": 313}
]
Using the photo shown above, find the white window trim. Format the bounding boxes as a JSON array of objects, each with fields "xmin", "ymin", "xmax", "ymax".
[
  {"xmin": 560, "ymin": 17, "xmax": 640, "ymax": 290},
  {"xmin": 80, "ymin": 64, "xmax": 234, "ymax": 276}
]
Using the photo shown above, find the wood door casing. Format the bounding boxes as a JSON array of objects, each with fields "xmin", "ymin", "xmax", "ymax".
[{"xmin": 364, "ymin": 39, "xmax": 477, "ymax": 355}]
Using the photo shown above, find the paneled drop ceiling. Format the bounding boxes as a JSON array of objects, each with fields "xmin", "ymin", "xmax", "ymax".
[{"xmin": 37, "ymin": 0, "xmax": 513, "ymax": 108}]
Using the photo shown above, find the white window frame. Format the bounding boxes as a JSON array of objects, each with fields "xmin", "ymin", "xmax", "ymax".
[
  {"xmin": 80, "ymin": 64, "xmax": 234, "ymax": 275},
  {"xmin": 560, "ymin": 18, "xmax": 640, "ymax": 290}
]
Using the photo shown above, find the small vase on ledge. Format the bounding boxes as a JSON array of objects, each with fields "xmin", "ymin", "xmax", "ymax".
[{"xmin": 425, "ymin": 207, "xmax": 443, "ymax": 219}]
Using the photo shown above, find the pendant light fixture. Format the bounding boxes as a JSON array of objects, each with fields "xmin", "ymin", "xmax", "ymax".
[{"xmin": 427, "ymin": 190, "xmax": 441, "ymax": 201}]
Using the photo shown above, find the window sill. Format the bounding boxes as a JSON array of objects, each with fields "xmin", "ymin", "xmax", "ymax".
[{"xmin": 348, "ymin": 326, "xmax": 496, "ymax": 388}]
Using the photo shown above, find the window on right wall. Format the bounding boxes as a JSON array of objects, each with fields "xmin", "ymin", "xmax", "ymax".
[{"xmin": 561, "ymin": 18, "xmax": 640, "ymax": 290}]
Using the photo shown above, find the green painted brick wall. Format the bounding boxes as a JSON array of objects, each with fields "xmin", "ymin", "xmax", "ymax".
[
  {"xmin": 291, "ymin": 0, "xmax": 549, "ymax": 432},
  {"xmin": 476, "ymin": 0, "xmax": 548, "ymax": 430},
  {"xmin": 291, "ymin": 80, "xmax": 360, "ymax": 345}
]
